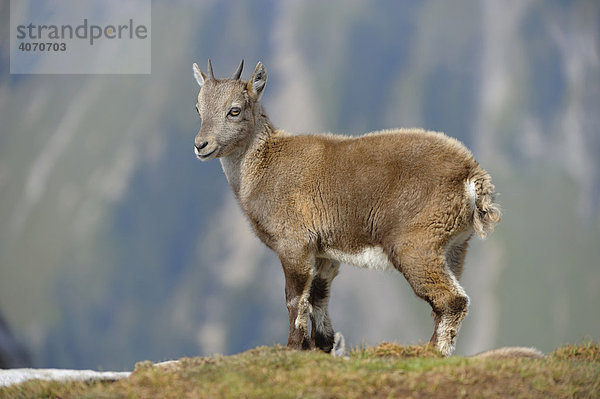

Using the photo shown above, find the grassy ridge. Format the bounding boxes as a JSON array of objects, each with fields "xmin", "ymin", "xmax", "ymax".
[{"xmin": 2, "ymin": 342, "xmax": 599, "ymax": 398}]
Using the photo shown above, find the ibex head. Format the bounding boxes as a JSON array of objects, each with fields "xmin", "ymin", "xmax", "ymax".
[{"xmin": 193, "ymin": 59, "xmax": 267, "ymax": 160}]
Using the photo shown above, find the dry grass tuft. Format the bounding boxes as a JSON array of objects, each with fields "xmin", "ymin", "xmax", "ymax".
[
  {"xmin": 364, "ymin": 341, "xmax": 443, "ymax": 359},
  {"xmin": 551, "ymin": 340, "xmax": 600, "ymax": 362}
]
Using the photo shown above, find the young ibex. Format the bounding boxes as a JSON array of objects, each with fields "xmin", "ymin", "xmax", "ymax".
[{"xmin": 192, "ymin": 59, "xmax": 501, "ymax": 356}]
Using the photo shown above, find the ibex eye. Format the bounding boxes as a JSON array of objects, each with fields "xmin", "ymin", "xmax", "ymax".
[{"xmin": 228, "ymin": 107, "xmax": 241, "ymax": 117}]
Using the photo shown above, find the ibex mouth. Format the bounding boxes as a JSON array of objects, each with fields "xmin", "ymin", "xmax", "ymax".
[{"xmin": 195, "ymin": 145, "xmax": 218, "ymax": 161}]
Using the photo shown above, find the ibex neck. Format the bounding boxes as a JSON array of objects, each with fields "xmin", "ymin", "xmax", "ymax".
[{"xmin": 219, "ymin": 116, "xmax": 276, "ymax": 198}]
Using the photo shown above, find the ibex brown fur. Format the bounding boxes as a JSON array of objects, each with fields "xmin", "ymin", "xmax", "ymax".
[{"xmin": 192, "ymin": 59, "xmax": 501, "ymax": 356}]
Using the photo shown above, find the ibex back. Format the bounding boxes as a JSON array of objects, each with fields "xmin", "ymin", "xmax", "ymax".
[{"xmin": 192, "ymin": 59, "xmax": 501, "ymax": 356}]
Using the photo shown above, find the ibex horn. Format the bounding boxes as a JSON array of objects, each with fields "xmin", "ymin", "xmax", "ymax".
[
  {"xmin": 207, "ymin": 59, "xmax": 215, "ymax": 80},
  {"xmin": 232, "ymin": 59, "xmax": 244, "ymax": 80}
]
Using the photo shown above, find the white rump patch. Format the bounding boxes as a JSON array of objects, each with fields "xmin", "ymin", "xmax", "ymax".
[
  {"xmin": 322, "ymin": 246, "xmax": 394, "ymax": 271},
  {"xmin": 465, "ymin": 179, "xmax": 477, "ymax": 209}
]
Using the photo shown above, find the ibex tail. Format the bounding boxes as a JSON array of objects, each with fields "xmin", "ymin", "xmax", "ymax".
[{"xmin": 468, "ymin": 168, "xmax": 502, "ymax": 239}]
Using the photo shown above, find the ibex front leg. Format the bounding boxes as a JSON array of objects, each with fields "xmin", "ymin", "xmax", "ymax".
[
  {"xmin": 282, "ymin": 254, "xmax": 315, "ymax": 350},
  {"xmin": 309, "ymin": 259, "xmax": 339, "ymax": 352}
]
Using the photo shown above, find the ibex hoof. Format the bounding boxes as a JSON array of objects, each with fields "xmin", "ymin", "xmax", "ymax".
[{"xmin": 331, "ymin": 332, "xmax": 347, "ymax": 358}]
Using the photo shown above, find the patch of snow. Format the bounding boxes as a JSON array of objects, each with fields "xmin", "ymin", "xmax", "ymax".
[{"xmin": 0, "ymin": 368, "xmax": 130, "ymax": 387}]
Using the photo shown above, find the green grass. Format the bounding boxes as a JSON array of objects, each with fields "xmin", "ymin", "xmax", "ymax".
[{"xmin": 2, "ymin": 341, "xmax": 599, "ymax": 398}]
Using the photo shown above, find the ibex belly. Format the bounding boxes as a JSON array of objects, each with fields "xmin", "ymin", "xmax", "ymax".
[{"xmin": 320, "ymin": 246, "xmax": 394, "ymax": 272}]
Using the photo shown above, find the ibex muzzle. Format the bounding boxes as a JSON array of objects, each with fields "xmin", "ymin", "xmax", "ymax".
[{"xmin": 192, "ymin": 59, "xmax": 501, "ymax": 356}]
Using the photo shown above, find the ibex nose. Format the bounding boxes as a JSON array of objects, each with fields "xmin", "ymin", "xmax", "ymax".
[{"xmin": 195, "ymin": 141, "xmax": 208, "ymax": 151}]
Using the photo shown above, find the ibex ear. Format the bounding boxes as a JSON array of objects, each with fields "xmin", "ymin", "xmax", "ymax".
[
  {"xmin": 247, "ymin": 62, "xmax": 267, "ymax": 100},
  {"xmin": 193, "ymin": 63, "xmax": 206, "ymax": 87}
]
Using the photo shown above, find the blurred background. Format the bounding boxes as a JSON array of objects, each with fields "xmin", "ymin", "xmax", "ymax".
[{"xmin": 0, "ymin": 0, "xmax": 599, "ymax": 371}]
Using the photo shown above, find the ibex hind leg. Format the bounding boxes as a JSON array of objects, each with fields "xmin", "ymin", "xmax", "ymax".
[
  {"xmin": 309, "ymin": 259, "xmax": 340, "ymax": 352},
  {"xmin": 393, "ymin": 243, "xmax": 469, "ymax": 356},
  {"xmin": 445, "ymin": 234, "xmax": 470, "ymax": 280}
]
